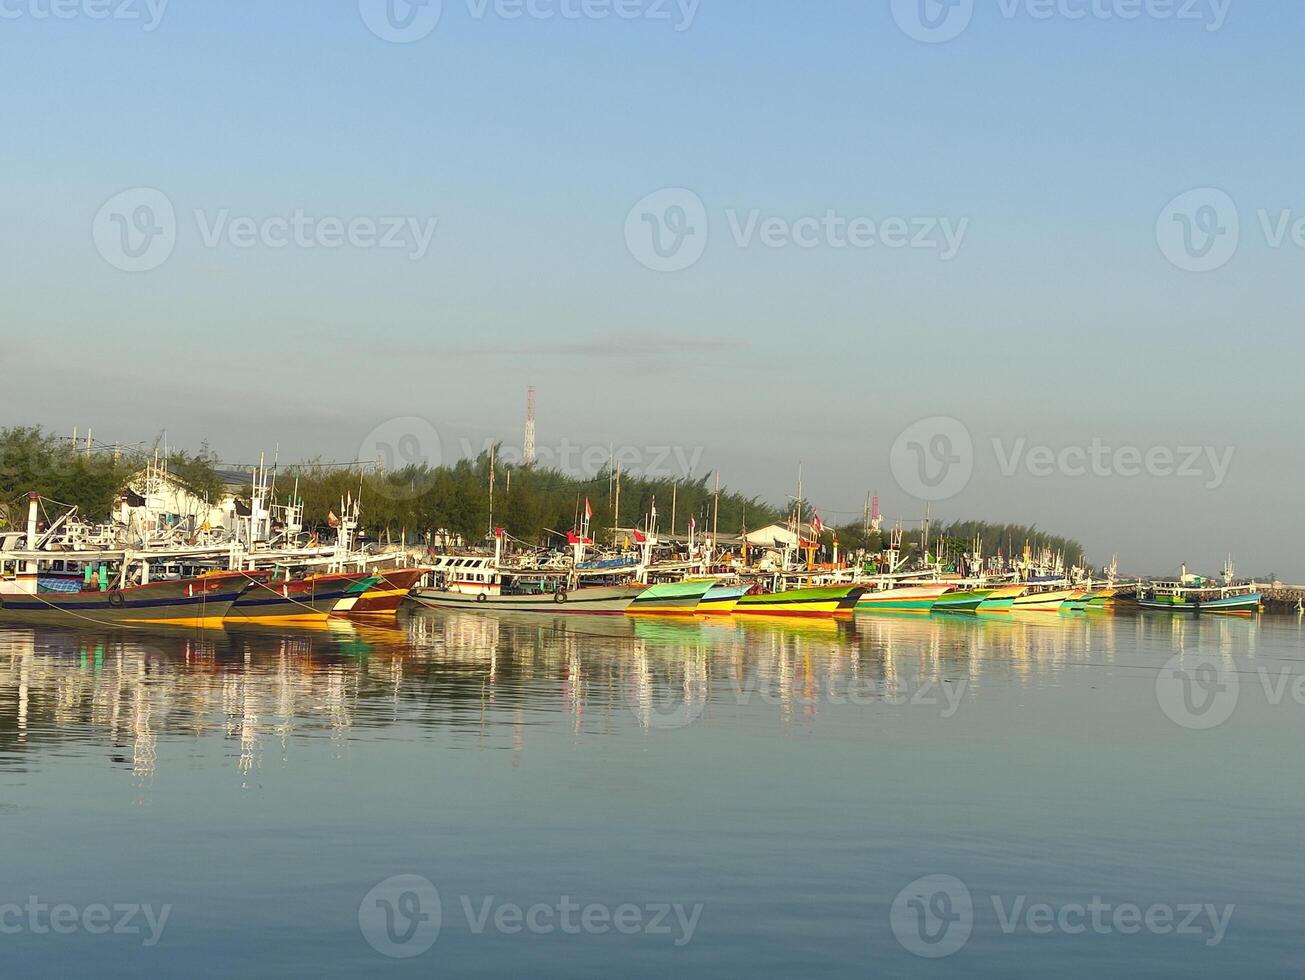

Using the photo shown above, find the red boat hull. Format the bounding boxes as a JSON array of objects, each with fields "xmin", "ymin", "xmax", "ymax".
[{"xmin": 342, "ymin": 567, "xmax": 430, "ymax": 616}]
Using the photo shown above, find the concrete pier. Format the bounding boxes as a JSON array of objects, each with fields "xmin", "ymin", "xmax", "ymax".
[{"xmin": 1262, "ymin": 586, "xmax": 1305, "ymax": 613}]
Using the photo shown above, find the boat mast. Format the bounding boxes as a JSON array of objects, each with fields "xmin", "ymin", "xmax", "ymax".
[
  {"xmin": 613, "ymin": 463, "xmax": 621, "ymax": 548},
  {"xmin": 711, "ymin": 471, "xmax": 720, "ymax": 561}
]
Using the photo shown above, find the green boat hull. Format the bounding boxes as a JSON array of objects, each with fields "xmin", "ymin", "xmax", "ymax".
[{"xmin": 933, "ymin": 588, "xmax": 994, "ymax": 612}]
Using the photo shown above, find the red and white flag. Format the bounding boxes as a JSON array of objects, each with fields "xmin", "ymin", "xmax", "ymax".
[
  {"xmin": 584, "ymin": 498, "xmax": 593, "ymax": 520},
  {"xmin": 811, "ymin": 513, "xmax": 824, "ymax": 536}
]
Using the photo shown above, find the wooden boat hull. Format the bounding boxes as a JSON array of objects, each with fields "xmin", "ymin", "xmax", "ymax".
[
  {"xmin": 0, "ymin": 571, "xmax": 256, "ymax": 628},
  {"xmin": 1137, "ymin": 592, "xmax": 1262, "ymax": 615},
  {"xmin": 627, "ymin": 580, "xmax": 717, "ymax": 616},
  {"xmin": 734, "ymin": 585, "xmax": 865, "ymax": 618},
  {"xmin": 415, "ymin": 583, "xmax": 644, "ymax": 614},
  {"xmin": 855, "ymin": 582, "xmax": 953, "ymax": 611},
  {"xmin": 227, "ymin": 572, "xmax": 378, "ymax": 624},
  {"xmin": 1082, "ymin": 587, "xmax": 1119, "ymax": 609},
  {"xmin": 1010, "ymin": 588, "xmax": 1078, "ymax": 612},
  {"xmin": 933, "ymin": 588, "xmax": 995, "ymax": 612},
  {"xmin": 976, "ymin": 584, "xmax": 1027, "ymax": 612},
  {"xmin": 696, "ymin": 584, "xmax": 749, "ymax": 615},
  {"xmin": 344, "ymin": 567, "xmax": 430, "ymax": 616}
]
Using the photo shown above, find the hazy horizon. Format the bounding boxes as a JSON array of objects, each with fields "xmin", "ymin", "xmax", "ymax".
[{"xmin": 3, "ymin": 2, "xmax": 1302, "ymax": 579}]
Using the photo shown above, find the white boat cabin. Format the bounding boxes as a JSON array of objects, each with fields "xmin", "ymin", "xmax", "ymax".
[{"xmin": 427, "ymin": 555, "xmax": 503, "ymax": 595}]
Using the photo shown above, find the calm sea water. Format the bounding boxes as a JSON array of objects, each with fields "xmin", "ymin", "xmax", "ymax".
[{"xmin": 2, "ymin": 608, "xmax": 1303, "ymax": 977}]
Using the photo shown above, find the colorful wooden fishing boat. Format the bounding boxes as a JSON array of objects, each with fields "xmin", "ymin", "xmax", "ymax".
[
  {"xmin": 415, "ymin": 582, "xmax": 644, "ymax": 614},
  {"xmin": 1135, "ymin": 587, "xmax": 1262, "ymax": 615},
  {"xmin": 1010, "ymin": 587, "xmax": 1078, "ymax": 612},
  {"xmin": 343, "ymin": 567, "xmax": 431, "ymax": 616},
  {"xmin": 0, "ymin": 570, "xmax": 261, "ymax": 628},
  {"xmin": 1062, "ymin": 589, "xmax": 1091, "ymax": 611},
  {"xmin": 733, "ymin": 585, "xmax": 865, "ymax": 618},
  {"xmin": 227, "ymin": 571, "xmax": 379, "ymax": 625},
  {"xmin": 855, "ymin": 581, "xmax": 954, "ymax": 612},
  {"xmin": 626, "ymin": 579, "xmax": 718, "ymax": 616},
  {"xmin": 975, "ymin": 583, "xmax": 1026, "ymax": 612},
  {"xmin": 696, "ymin": 583, "xmax": 750, "ymax": 615},
  {"xmin": 1082, "ymin": 586, "xmax": 1119, "ymax": 610},
  {"xmin": 933, "ymin": 587, "xmax": 995, "ymax": 612}
]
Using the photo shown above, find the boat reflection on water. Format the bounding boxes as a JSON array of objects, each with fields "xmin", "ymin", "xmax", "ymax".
[{"xmin": 0, "ymin": 607, "xmax": 1270, "ymax": 782}]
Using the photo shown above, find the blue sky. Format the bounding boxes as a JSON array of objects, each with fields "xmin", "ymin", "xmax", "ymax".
[{"xmin": 2, "ymin": 1, "xmax": 1302, "ymax": 576}]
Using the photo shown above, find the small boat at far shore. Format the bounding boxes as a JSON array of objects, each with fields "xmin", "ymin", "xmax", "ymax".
[
  {"xmin": 1135, "ymin": 587, "xmax": 1262, "ymax": 615},
  {"xmin": 1133, "ymin": 561, "xmax": 1262, "ymax": 616}
]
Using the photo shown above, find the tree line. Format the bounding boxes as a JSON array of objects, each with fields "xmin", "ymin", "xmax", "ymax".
[{"xmin": 0, "ymin": 427, "xmax": 1085, "ymax": 564}]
